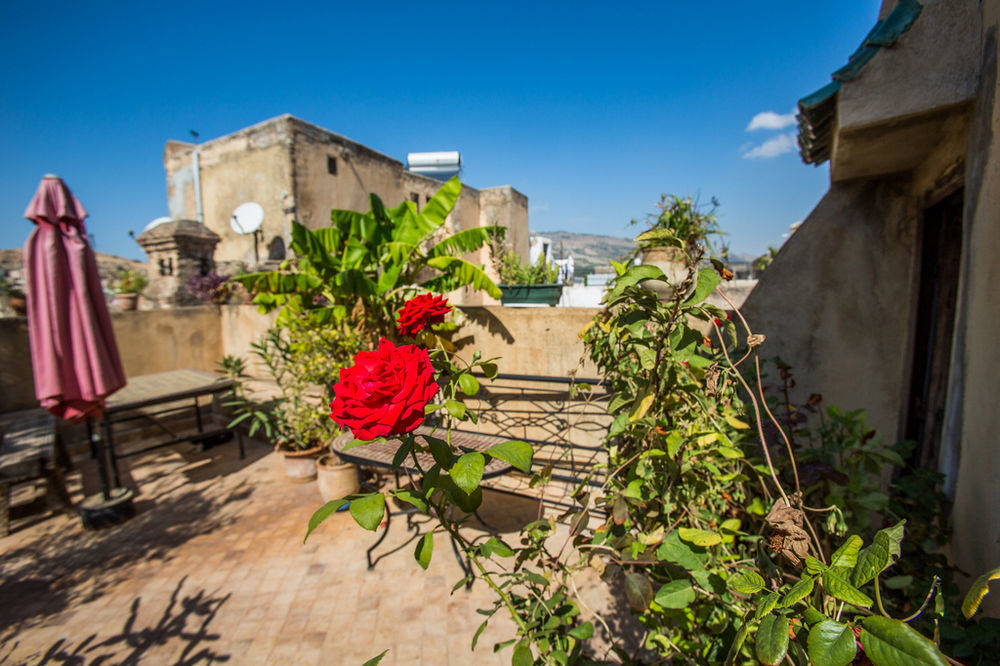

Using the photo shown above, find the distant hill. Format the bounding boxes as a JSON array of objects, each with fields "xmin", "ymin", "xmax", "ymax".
[
  {"xmin": 1, "ymin": 248, "xmax": 146, "ymax": 284},
  {"xmin": 535, "ymin": 231, "xmax": 636, "ymax": 275}
]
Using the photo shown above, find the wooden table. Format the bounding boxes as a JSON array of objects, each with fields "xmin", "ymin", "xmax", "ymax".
[{"xmin": 95, "ymin": 369, "xmax": 240, "ymax": 492}]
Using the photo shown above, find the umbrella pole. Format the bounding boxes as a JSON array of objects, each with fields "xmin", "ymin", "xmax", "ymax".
[
  {"xmin": 101, "ymin": 417, "xmax": 122, "ymax": 490},
  {"xmin": 86, "ymin": 418, "xmax": 112, "ymax": 501}
]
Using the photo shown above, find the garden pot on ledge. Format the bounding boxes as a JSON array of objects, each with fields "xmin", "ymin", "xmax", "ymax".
[
  {"xmin": 316, "ymin": 453, "xmax": 360, "ymax": 502},
  {"xmin": 117, "ymin": 293, "xmax": 139, "ymax": 311},
  {"xmin": 279, "ymin": 444, "xmax": 324, "ymax": 482},
  {"xmin": 498, "ymin": 283, "xmax": 563, "ymax": 306}
]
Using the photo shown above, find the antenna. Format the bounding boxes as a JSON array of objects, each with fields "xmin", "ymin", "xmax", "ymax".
[{"xmin": 231, "ymin": 202, "xmax": 265, "ymax": 264}]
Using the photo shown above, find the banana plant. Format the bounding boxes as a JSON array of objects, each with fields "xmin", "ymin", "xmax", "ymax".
[{"xmin": 232, "ymin": 176, "xmax": 501, "ymax": 334}]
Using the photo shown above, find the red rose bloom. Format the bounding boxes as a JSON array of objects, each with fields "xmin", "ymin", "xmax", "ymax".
[
  {"xmin": 396, "ymin": 293, "xmax": 451, "ymax": 336},
  {"xmin": 329, "ymin": 338, "xmax": 439, "ymax": 440}
]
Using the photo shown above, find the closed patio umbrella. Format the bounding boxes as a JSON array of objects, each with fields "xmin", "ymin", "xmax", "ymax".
[{"xmin": 23, "ymin": 175, "xmax": 127, "ymax": 421}]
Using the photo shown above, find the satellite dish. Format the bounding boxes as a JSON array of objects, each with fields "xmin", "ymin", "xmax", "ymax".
[
  {"xmin": 142, "ymin": 216, "xmax": 173, "ymax": 232},
  {"xmin": 231, "ymin": 202, "xmax": 264, "ymax": 235}
]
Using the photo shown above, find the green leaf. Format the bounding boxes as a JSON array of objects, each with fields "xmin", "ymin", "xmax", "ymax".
[
  {"xmin": 343, "ymin": 437, "xmax": 381, "ymax": 451},
  {"xmin": 781, "ymin": 576, "xmax": 814, "ymax": 607},
  {"xmin": 487, "ymin": 440, "xmax": 533, "ymax": 473},
  {"xmin": 755, "ymin": 614, "xmax": 789, "ymax": 665},
  {"xmin": 754, "ymin": 591, "xmax": 780, "ymax": 622},
  {"xmin": 391, "ymin": 438, "xmax": 413, "ymax": 469},
  {"xmin": 728, "ymin": 570, "xmax": 766, "ymax": 595},
  {"xmin": 479, "ymin": 537, "xmax": 515, "ymax": 558},
  {"xmin": 425, "ymin": 255, "xmax": 501, "ymax": 299},
  {"xmin": 655, "ymin": 530, "xmax": 706, "ymax": 570},
  {"xmin": 654, "ymin": 580, "xmax": 696, "ymax": 609},
  {"xmin": 625, "ymin": 573, "xmax": 654, "ymax": 611},
  {"xmin": 511, "ymin": 642, "xmax": 533, "ymax": 666},
  {"xmin": 458, "ymin": 373, "xmax": 480, "ymax": 396},
  {"xmin": 414, "ymin": 532, "xmax": 434, "ymax": 569},
  {"xmin": 678, "ymin": 527, "xmax": 723, "ymax": 547},
  {"xmin": 472, "ymin": 618, "xmax": 489, "ymax": 650},
  {"xmin": 424, "ymin": 435, "xmax": 455, "ymax": 468},
  {"xmin": 858, "ymin": 616, "xmax": 948, "ymax": 666},
  {"xmin": 685, "ymin": 267, "xmax": 721, "ymax": 304},
  {"xmin": 304, "ymin": 500, "xmax": 347, "ymax": 542},
  {"xmin": 361, "ymin": 649, "xmax": 389, "ymax": 666},
  {"xmin": 441, "ymin": 476, "xmax": 483, "ymax": 513},
  {"xmin": 451, "ymin": 452, "xmax": 485, "ymax": 494},
  {"xmin": 853, "ymin": 521, "xmax": 906, "ymax": 587},
  {"xmin": 802, "ymin": 605, "xmax": 827, "ymax": 626},
  {"xmin": 480, "ymin": 362, "xmax": 498, "ymax": 379},
  {"xmin": 392, "ymin": 489, "xmax": 428, "ymax": 513},
  {"xmin": 429, "ymin": 226, "xmax": 494, "ymax": 257},
  {"xmin": 349, "ymin": 493, "xmax": 386, "ymax": 532},
  {"xmin": 725, "ymin": 618, "xmax": 753, "ymax": 666},
  {"xmin": 822, "ymin": 568, "xmax": 873, "ymax": 608},
  {"xmin": 806, "ymin": 620, "xmax": 857, "ymax": 666},
  {"xmin": 420, "ymin": 175, "xmax": 461, "ymax": 227},
  {"xmin": 445, "ymin": 399, "xmax": 468, "ymax": 420},
  {"xmin": 830, "ymin": 535, "xmax": 863, "ymax": 569},
  {"xmin": 804, "ymin": 556, "xmax": 828, "ymax": 576},
  {"xmin": 568, "ymin": 622, "xmax": 594, "ymax": 640},
  {"xmin": 962, "ymin": 564, "xmax": 1000, "ymax": 618}
]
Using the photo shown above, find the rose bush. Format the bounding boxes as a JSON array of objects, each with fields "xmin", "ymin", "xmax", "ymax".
[
  {"xmin": 396, "ymin": 293, "xmax": 451, "ymax": 336},
  {"xmin": 328, "ymin": 338, "xmax": 439, "ymax": 440}
]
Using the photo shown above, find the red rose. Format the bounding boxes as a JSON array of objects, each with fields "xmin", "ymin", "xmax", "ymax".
[
  {"xmin": 329, "ymin": 338, "xmax": 439, "ymax": 441},
  {"xmin": 396, "ymin": 293, "xmax": 451, "ymax": 336}
]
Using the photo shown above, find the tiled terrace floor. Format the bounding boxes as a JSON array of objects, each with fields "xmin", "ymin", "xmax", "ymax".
[{"xmin": 0, "ymin": 438, "xmax": 520, "ymax": 665}]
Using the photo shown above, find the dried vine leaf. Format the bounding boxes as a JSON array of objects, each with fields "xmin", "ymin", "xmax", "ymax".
[{"xmin": 765, "ymin": 499, "xmax": 810, "ymax": 567}]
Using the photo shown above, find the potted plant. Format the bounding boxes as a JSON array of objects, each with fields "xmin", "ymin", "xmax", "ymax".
[
  {"xmin": 185, "ymin": 270, "xmax": 232, "ymax": 304},
  {"xmin": 489, "ymin": 232, "xmax": 564, "ymax": 305},
  {"xmin": 1, "ymin": 273, "xmax": 26, "ymax": 315},
  {"xmin": 316, "ymin": 432, "xmax": 360, "ymax": 502},
  {"xmin": 631, "ymin": 194, "xmax": 722, "ymax": 299},
  {"xmin": 111, "ymin": 268, "xmax": 148, "ymax": 310}
]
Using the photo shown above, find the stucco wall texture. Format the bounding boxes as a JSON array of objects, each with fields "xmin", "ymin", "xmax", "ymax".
[
  {"xmin": 747, "ymin": 0, "xmax": 1000, "ymax": 612},
  {"xmin": 1, "ymin": 305, "xmax": 599, "ymax": 414}
]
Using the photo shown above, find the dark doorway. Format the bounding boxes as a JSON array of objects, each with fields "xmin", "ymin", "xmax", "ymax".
[{"xmin": 904, "ymin": 189, "xmax": 963, "ymax": 469}]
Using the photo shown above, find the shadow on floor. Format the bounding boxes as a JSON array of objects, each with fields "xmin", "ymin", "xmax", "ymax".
[
  {"xmin": 1, "ymin": 577, "xmax": 230, "ymax": 665},
  {"xmin": 0, "ymin": 445, "xmax": 266, "ymax": 638}
]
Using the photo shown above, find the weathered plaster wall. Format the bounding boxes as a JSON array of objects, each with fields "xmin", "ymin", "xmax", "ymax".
[
  {"xmin": 950, "ymin": 5, "xmax": 1000, "ymax": 614},
  {"xmin": 454, "ymin": 306, "xmax": 600, "ymax": 379},
  {"xmin": 165, "ymin": 118, "xmax": 295, "ymax": 265},
  {"xmin": 833, "ymin": 0, "xmax": 980, "ymax": 182},
  {"xmin": 0, "ymin": 308, "xmax": 224, "ymax": 412},
  {"xmin": 740, "ymin": 180, "xmax": 917, "ymax": 442}
]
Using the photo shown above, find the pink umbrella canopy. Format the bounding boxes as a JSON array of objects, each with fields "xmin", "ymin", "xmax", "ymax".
[{"xmin": 23, "ymin": 175, "xmax": 126, "ymax": 422}]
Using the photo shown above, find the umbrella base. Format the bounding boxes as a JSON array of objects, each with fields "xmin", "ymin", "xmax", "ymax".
[{"xmin": 79, "ymin": 487, "xmax": 135, "ymax": 530}]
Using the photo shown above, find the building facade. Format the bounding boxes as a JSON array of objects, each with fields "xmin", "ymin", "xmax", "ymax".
[
  {"xmin": 741, "ymin": 0, "xmax": 1000, "ymax": 609},
  {"xmin": 163, "ymin": 115, "xmax": 529, "ymax": 304}
]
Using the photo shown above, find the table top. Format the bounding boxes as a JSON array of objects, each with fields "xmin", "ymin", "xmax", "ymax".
[
  {"xmin": 335, "ymin": 426, "xmax": 513, "ymax": 478},
  {"xmin": 105, "ymin": 369, "xmax": 234, "ymax": 415}
]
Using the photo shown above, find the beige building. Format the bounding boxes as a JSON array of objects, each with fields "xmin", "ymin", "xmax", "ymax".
[
  {"xmin": 742, "ymin": 0, "xmax": 1000, "ymax": 608},
  {"xmin": 163, "ymin": 114, "xmax": 529, "ymax": 303}
]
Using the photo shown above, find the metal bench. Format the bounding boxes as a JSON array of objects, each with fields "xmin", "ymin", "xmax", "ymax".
[
  {"xmin": 333, "ymin": 373, "xmax": 611, "ymax": 569},
  {"xmin": 0, "ymin": 411, "xmax": 73, "ymax": 536}
]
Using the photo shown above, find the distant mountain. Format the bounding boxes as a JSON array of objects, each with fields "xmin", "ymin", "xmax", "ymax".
[
  {"xmin": 1, "ymin": 248, "xmax": 146, "ymax": 284},
  {"xmin": 535, "ymin": 231, "xmax": 636, "ymax": 275}
]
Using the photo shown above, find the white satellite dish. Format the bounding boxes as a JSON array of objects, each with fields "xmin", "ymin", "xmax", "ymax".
[
  {"xmin": 231, "ymin": 202, "xmax": 264, "ymax": 235},
  {"xmin": 142, "ymin": 216, "xmax": 173, "ymax": 232}
]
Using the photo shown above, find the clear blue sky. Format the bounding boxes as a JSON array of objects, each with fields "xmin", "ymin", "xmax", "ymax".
[{"xmin": 1, "ymin": 1, "xmax": 880, "ymax": 261}]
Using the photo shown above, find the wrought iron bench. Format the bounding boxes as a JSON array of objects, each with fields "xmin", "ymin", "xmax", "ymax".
[
  {"xmin": 0, "ymin": 410, "xmax": 74, "ymax": 536},
  {"xmin": 334, "ymin": 372, "xmax": 611, "ymax": 569}
]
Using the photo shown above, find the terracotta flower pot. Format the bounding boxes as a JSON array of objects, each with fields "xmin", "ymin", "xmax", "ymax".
[
  {"xmin": 8, "ymin": 296, "xmax": 26, "ymax": 316},
  {"xmin": 279, "ymin": 444, "xmax": 324, "ymax": 482},
  {"xmin": 316, "ymin": 454, "xmax": 360, "ymax": 502},
  {"xmin": 117, "ymin": 293, "xmax": 139, "ymax": 311}
]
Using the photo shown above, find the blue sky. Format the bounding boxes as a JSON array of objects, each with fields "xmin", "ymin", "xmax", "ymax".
[{"xmin": 0, "ymin": 1, "xmax": 880, "ymax": 261}]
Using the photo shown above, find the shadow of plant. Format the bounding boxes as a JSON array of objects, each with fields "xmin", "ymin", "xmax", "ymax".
[
  {"xmin": 0, "ymin": 453, "xmax": 259, "ymax": 639},
  {"xmin": 12, "ymin": 577, "xmax": 230, "ymax": 665}
]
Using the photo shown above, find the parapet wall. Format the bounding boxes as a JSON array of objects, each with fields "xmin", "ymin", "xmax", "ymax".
[{"xmin": 0, "ymin": 305, "xmax": 602, "ymax": 412}]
